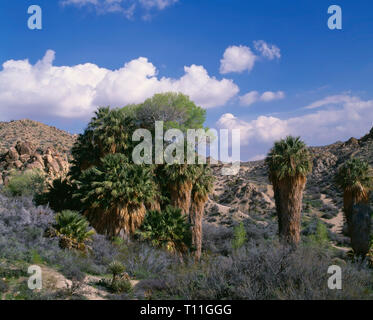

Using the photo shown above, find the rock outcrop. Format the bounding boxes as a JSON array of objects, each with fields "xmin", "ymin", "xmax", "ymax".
[{"xmin": 0, "ymin": 141, "xmax": 69, "ymax": 185}]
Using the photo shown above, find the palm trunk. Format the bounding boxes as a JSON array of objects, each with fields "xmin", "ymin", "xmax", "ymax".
[
  {"xmin": 190, "ymin": 194, "xmax": 208, "ymax": 261},
  {"xmin": 272, "ymin": 182, "xmax": 283, "ymax": 236},
  {"xmin": 343, "ymin": 188, "xmax": 369, "ymax": 236},
  {"xmin": 145, "ymin": 199, "xmax": 161, "ymax": 212},
  {"xmin": 343, "ymin": 188, "xmax": 370, "ymax": 256},
  {"xmin": 85, "ymin": 203, "xmax": 146, "ymax": 239},
  {"xmin": 276, "ymin": 176, "xmax": 307, "ymax": 246},
  {"xmin": 350, "ymin": 203, "xmax": 371, "ymax": 257},
  {"xmin": 169, "ymin": 181, "xmax": 193, "ymax": 215}
]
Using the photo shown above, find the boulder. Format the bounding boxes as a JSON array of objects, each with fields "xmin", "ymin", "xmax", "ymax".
[
  {"xmin": 15, "ymin": 141, "xmax": 35, "ymax": 156},
  {"xmin": 7, "ymin": 147, "xmax": 19, "ymax": 161}
]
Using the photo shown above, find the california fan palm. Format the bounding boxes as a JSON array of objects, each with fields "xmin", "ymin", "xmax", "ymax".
[
  {"xmin": 161, "ymin": 163, "xmax": 199, "ymax": 215},
  {"xmin": 75, "ymin": 154, "xmax": 157, "ymax": 239},
  {"xmin": 335, "ymin": 158, "xmax": 373, "ymax": 257},
  {"xmin": 266, "ymin": 136, "xmax": 312, "ymax": 245}
]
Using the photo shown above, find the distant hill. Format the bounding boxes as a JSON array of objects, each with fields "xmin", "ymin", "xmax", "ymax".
[{"xmin": 0, "ymin": 119, "xmax": 77, "ymax": 155}]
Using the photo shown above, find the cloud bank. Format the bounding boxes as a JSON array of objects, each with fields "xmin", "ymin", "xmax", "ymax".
[
  {"xmin": 0, "ymin": 50, "xmax": 239, "ymax": 120},
  {"xmin": 217, "ymin": 95, "xmax": 373, "ymax": 159}
]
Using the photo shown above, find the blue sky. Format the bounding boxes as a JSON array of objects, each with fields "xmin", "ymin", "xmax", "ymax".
[{"xmin": 1, "ymin": 0, "xmax": 373, "ymax": 160}]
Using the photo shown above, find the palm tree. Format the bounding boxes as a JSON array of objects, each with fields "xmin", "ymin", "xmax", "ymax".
[
  {"xmin": 75, "ymin": 154, "xmax": 157, "ymax": 239},
  {"xmin": 160, "ymin": 163, "xmax": 199, "ymax": 215},
  {"xmin": 190, "ymin": 165, "xmax": 214, "ymax": 261},
  {"xmin": 266, "ymin": 136, "xmax": 312, "ymax": 245},
  {"xmin": 51, "ymin": 210, "xmax": 95, "ymax": 251},
  {"xmin": 70, "ymin": 107, "xmax": 135, "ymax": 179},
  {"xmin": 335, "ymin": 158, "xmax": 372, "ymax": 257}
]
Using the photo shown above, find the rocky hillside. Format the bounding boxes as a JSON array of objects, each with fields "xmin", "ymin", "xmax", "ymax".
[
  {"xmin": 206, "ymin": 127, "xmax": 373, "ymax": 247},
  {"xmin": 0, "ymin": 119, "xmax": 76, "ymax": 155},
  {"xmin": 0, "ymin": 141, "xmax": 70, "ymax": 184},
  {"xmin": 0, "ymin": 119, "xmax": 76, "ymax": 184}
]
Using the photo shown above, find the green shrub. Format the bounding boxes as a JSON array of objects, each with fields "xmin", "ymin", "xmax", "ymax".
[
  {"xmin": 137, "ymin": 206, "xmax": 193, "ymax": 254},
  {"xmin": 309, "ymin": 220, "xmax": 329, "ymax": 246},
  {"xmin": 50, "ymin": 210, "xmax": 95, "ymax": 251},
  {"xmin": 4, "ymin": 170, "xmax": 46, "ymax": 197},
  {"xmin": 99, "ymin": 261, "xmax": 132, "ymax": 294},
  {"xmin": 108, "ymin": 261, "xmax": 126, "ymax": 282},
  {"xmin": 232, "ymin": 222, "xmax": 247, "ymax": 250}
]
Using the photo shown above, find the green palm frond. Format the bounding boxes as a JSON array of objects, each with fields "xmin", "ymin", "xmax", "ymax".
[
  {"xmin": 137, "ymin": 206, "xmax": 193, "ymax": 254},
  {"xmin": 335, "ymin": 158, "xmax": 373, "ymax": 192},
  {"xmin": 265, "ymin": 136, "xmax": 312, "ymax": 181},
  {"xmin": 52, "ymin": 210, "xmax": 95, "ymax": 250}
]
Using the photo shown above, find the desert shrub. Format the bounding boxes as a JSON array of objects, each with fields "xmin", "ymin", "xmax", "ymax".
[
  {"xmin": 49, "ymin": 210, "xmax": 95, "ymax": 251},
  {"xmin": 3, "ymin": 170, "xmax": 46, "ymax": 197},
  {"xmin": 137, "ymin": 206, "xmax": 193, "ymax": 254},
  {"xmin": 202, "ymin": 223, "xmax": 234, "ymax": 256},
  {"xmin": 232, "ymin": 222, "xmax": 247, "ymax": 250},
  {"xmin": 118, "ymin": 242, "xmax": 177, "ymax": 279},
  {"xmin": 161, "ymin": 240, "xmax": 373, "ymax": 300}
]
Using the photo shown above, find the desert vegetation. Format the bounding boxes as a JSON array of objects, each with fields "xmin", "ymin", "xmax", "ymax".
[{"xmin": 0, "ymin": 92, "xmax": 373, "ymax": 300}]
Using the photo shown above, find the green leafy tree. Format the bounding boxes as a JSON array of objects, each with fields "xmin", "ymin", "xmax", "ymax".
[
  {"xmin": 75, "ymin": 154, "xmax": 157, "ymax": 239},
  {"xmin": 137, "ymin": 206, "xmax": 193, "ymax": 255},
  {"xmin": 266, "ymin": 136, "xmax": 312, "ymax": 245},
  {"xmin": 128, "ymin": 92, "xmax": 206, "ymax": 132}
]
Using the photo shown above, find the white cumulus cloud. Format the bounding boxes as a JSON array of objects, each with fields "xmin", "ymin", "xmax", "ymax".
[
  {"xmin": 239, "ymin": 90, "xmax": 285, "ymax": 106},
  {"xmin": 0, "ymin": 50, "xmax": 239, "ymax": 121},
  {"xmin": 219, "ymin": 41, "xmax": 281, "ymax": 74},
  {"xmin": 220, "ymin": 45, "xmax": 257, "ymax": 74}
]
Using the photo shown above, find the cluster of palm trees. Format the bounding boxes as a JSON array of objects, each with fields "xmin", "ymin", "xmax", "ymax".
[
  {"xmin": 266, "ymin": 136, "xmax": 372, "ymax": 257},
  {"xmin": 53, "ymin": 94, "xmax": 214, "ymax": 261}
]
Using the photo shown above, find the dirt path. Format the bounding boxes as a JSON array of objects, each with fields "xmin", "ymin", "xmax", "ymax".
[{"xmin": 319, "ymin": 194, "xmax": 344, "ymax": 233}]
